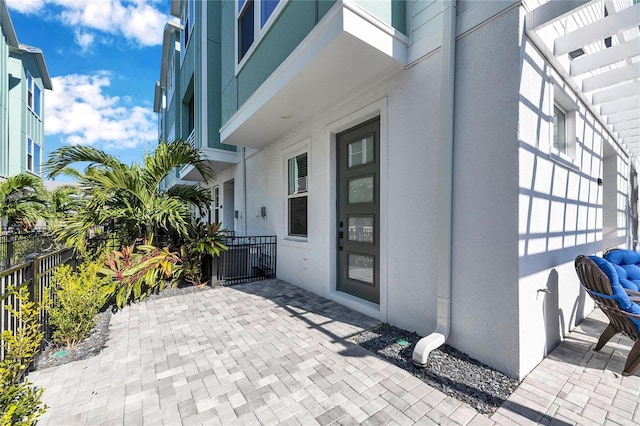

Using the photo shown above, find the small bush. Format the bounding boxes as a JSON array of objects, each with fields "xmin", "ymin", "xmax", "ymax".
[
  {"xmin": 49, "ymin": 261, "xmax": 109, "ymax": 348},
  {"xmin": 101, "ymin": 243, "xmax": 182, "ymax": 309},
  {"xmin": 0, "ymin": 286, "xmax": 47, "ymax": 425}
]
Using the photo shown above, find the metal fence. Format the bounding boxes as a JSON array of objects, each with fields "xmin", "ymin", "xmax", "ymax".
[
  {"xmin": 216, "ymin": 236, "xmax": 277, "ymax": 285},
  {"xmin": 0, "ymin": 231, "xmax": 56, "ymax": 271},
  {"xmin": 0, "ymin": 247, "xmax": 75, "ymax": 367}
]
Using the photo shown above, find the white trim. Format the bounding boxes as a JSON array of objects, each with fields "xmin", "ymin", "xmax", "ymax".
[
  {"xmin": 201, "ymin": 0, "xmax": 208, "ymax": 150},
  {"xmin": 326, "ymin": 97, "xmax": 388, "ymax": 323}
]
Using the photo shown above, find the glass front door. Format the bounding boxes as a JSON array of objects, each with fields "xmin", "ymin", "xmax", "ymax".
[{"xmin": 337, "ymin": 118, "xmax": 380, "ymax": 304}]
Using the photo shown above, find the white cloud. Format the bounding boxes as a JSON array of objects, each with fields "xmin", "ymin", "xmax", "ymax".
[
  {"xmin": 45, "ymin": 73, "xmax": 157, "ymax": 150},
  {"xmin": 5, "ymin": 0, "xmax": 45, "ymax": 14},
  {"xmin": 7, "ymin": 0, "xmax": 167, "ymax": 48},
  {"xmin": 73, "ymin": 29, "xmax": 95, "ymax": 52}
]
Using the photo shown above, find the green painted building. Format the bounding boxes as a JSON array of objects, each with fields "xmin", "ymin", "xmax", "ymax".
[{"xmin": 0, "ymin": 0, "xmax": 51, "ymax": 180}]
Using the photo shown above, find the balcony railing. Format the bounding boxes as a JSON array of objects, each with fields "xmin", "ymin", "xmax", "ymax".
[{"xmin": 186, "ymin": 129, "xmax": 196, "ymax": 149}]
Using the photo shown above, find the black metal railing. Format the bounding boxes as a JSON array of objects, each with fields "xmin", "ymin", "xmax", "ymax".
[
  {"xmin": 216, "ymin": 236, "xmax": 276, "ymax": 285},
  {"xmin": 0, "ymin": 231, "xmax": 56, "ymax": 271}
]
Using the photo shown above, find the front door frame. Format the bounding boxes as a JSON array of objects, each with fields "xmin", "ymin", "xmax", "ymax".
[{"xmin": 327, "ymin": 99, "xmax": 388, "ymax": 321}]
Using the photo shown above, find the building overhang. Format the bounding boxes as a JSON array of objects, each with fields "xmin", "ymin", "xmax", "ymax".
[
  {"xmin": 220, "ymin": 1, "xmax": 408, "ymax": 149},
  {"xmin": 179, "ymin": 148, "xmax": 239, "ymax": 182},
  {"xmin": 18, "ymin": 44, "xmax": 52, "ymax": 90},
  {"xmin": 0, "ymin": 1, "xmax": 18, "ymax": 48},
  {"xmin": 525, "ymin": 0, "xmax": 640, "ymax": 157}
]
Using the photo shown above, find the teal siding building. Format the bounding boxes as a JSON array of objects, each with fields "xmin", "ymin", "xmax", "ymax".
[
  {"xmin": 155, "ymin": 0, "xmax": 640, "ymax": 380},
  {"xmin": 0, "ymin": 0, "xmax": 51, "ymax": 179}
]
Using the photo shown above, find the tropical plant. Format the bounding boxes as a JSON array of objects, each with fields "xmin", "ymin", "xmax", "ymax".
[
  {"xmin": 46, "ymin": 185, "xmax": 84, "ymax": 224},
  {"xmin": 43, "ymin": 139, "xmax": 215, "ymax": 247},
  {"xmin": 0, "ymin": 173, "xmax": 48, "ymax": 233},
  {"xmin": 0, "ymin": 286, "xmax": 47, "ymax": 425},
  {"xmin": 100, "ymin": 243, "xmax": 182, "ymax": 309},
  {"xmin": 49, "ymin": 261, "xmax": 109, "ymax": 348},
  {"xmin": 178, "ymin": 221, "xmax": 228, "ymax": 286}
]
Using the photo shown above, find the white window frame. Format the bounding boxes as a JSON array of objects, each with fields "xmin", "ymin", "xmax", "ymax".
[
  {"xmin": 180, "ymin": 0, "xmax": 195, "ymax": 63},
  {"xmin": 167, "ymin": 54, "xmax": 175, "ymax": 105},
  {"xmin": 26, "ymin": 72, "xmax": 41, "ymax": 119},
  {"xmin": 26, "ymin": 137, "xmax": 40, "ymax": 175},
  {"xmin": 551, "ymin": 86, "xmax": 578, "ymax": 163},
  {"xmin": 283, "ymin": 139, "xmax": 310, "ymax": 241},
  {"xmin": 235, "ymin": 0, "xmax": 287, "ymax": 72}
]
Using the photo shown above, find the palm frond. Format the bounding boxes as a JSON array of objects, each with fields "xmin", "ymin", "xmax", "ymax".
[{"xmin": 44, "ymin": 145, "xmax": 125, "ymax": 178}]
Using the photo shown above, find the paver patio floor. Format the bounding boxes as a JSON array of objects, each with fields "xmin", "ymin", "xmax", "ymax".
[{"xmin": 29, "ymin": 279, "xmax": 640, "ymax": 425}]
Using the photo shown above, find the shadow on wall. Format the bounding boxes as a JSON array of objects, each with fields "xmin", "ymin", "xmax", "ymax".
[{"xmin": 542, "ymin": 268, "xmax": 587, "ymax": 356}]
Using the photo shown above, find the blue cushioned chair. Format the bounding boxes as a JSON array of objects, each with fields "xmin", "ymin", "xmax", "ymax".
[{"xmin": 575, "ymin": 254, "xmax": 640, "ymax": 376}]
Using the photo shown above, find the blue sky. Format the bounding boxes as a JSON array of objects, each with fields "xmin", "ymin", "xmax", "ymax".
[{"xmin": 6, "ymin": 0, "xmax": 171, "ymax": 178}]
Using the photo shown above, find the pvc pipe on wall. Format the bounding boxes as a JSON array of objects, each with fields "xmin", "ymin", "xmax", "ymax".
[{"xmin": 412, "ymin": 0, "xmax": 457, "ymax": 367}]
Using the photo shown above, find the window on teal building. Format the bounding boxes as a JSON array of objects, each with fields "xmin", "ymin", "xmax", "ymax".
[
  {"xmin": 27, "ymin": 138, "xmax": 41, "ymax": 175},
  {"xmin": 237, "ymin": 0, "xmax": 280, "ymax": 62}
]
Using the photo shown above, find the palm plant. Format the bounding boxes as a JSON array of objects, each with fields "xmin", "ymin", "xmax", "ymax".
[
  {"xmin": 43, "ymin": 139, "xmax": 215, "ymax": 246},
  {"xmin": 0, "ymin": 173, "xmax": 48, "ymax": 233}
]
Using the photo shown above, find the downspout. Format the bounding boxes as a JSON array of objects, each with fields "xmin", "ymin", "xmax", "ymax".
[
  {"xmin": 412, "ymin": 0, "xmax": 457, "ymax": 367},
  {"xmin": 242, "ymin": 146, "xmax": 248, "ymax": 236}
]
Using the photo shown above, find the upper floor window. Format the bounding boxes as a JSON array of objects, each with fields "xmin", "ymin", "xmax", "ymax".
[
  {"xmin": 237, "ymin": 0, "xmax": 281, "ymax": 63},
  {"xmin": 26, "ymin": 137, "xmax": 41, "ymax": 175},
  {"xmin": 167, "ymin": 54, "xmax": 175, "ymax": 103},
  {"xmin": 27, "ymin": 73, "xmax": 42, "ymax": 118},
  {"xmin": 181, "ymin": 0, "xmax": 195, "ymax": 60}
]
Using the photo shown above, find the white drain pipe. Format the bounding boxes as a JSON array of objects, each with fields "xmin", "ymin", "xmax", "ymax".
[{"xmin": 412, "ymin": 0, "xmax": 457, "ymax": 367}]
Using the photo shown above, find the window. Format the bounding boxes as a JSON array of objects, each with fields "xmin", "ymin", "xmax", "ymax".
[
  {"xmin": 167, "ymin": 55, "xmax": 175, "ymax": 103},
  {"xmin": 237, "ymin": 0, "xmax": 281, "ymax": 63},
  {"xmin": 287, "ymin": 152, "xmax": 308, "ymax": 237},
  {"xmin": 26, "ymin": 73, "xmax": 41, "ymax": 118},
  {"xmin": 551, "ymin": 88, "xmax": 577, "ymax": 160},
  {"xmin": 26, "ymin": 138, "xmax": 40, "ymax": 175},
  {"xmin": 553, "ymin": 105, "xmax": 567, "ymax": 154},
  {"xmin": 181, "ymin": 0, "xmax": 195, "ymax": 60}
]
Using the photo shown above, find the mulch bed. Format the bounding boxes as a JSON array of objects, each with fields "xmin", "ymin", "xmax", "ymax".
[{"xmin": 349, "ymin": 323, "xmax": 519, "ymax": 415}]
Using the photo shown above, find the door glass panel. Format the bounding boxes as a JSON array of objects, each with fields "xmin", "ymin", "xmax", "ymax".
[
  {"xmin": 348, "ymin": 176, "xmax": 374, "ymax": 204},
  {"xmin": 348, "ymin": 136, "xmax": 374, "ymax": 167},
  {"xmin": 348, "ymin": 254, "xmax": 374, "ymax": 285},
  {"xmin": 348, "ymin": 216, "xmax": 374, "ymax": 243}
]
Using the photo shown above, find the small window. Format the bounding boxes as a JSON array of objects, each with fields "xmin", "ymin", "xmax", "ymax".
[
  {"xmin": 26, "ymin": 138, "xmax": 40, "ymax": 175},
  {"xmin": 288, "ymin": 152, "xmax": 308, "ymax": 237},
  {"xmin": 553, "ymin": 105, "xmax": 567, "ymax": 154},
  {"xmin": 181, "ymin": 0, "xmax": 195, "ymax": 60},
  {"xmin": 238, "ymin": 0, "xmax": 255, "ymax": 61},
  {"xmin": 167, "ymin": 55, "xmax": 175, "ymax": 103},
  {"xmin": 26, "ymin": 73, "xmax": 41, "ymax": 118},
  {"xmin": 237, "ymin": 0, "xmax": 281, "ymax": 64},
  {"xmin": 261, "ymin": 0, "xmax": 279, "ymax": 26}
]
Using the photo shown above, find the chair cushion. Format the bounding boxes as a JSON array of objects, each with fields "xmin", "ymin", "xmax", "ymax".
[
  {"xmin": 590, "ymin": 255, "xmax": 640, "ymax": 328},
  {"xmin": 604, "ymin": 250, "xmax": 640, "ymax": 292}
]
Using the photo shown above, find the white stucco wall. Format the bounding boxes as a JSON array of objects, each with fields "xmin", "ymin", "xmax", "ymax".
[
  {"xmin": 516, "ymin": 10, "xmax": 631, "ymax": 376},
  {"xmin": 448, "ymin": 6, "xmax": 521, "ymax": 377}
]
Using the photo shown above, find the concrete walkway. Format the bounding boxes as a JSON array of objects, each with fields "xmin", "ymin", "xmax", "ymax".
[{"xmin": 29, "ymin": 280, "xmax": 640, "ymax": 425}]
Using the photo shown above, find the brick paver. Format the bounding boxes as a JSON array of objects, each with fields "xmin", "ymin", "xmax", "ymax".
[
  {"xmin": 493, "ymin": 309, "xmax": 640, "ymax": 426},
  {"xmin": 28, "ymin": 280, "xmax": 640, "ymax": 425}
]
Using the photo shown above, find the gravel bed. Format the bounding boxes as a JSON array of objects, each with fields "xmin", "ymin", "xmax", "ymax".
[
  {"xmin": 36, "ymin": 284, "xmax": 213, "ymax": 370},
  {"xmin": 349, "ymin": 323, "xmax": 519, "ymax": 415}
]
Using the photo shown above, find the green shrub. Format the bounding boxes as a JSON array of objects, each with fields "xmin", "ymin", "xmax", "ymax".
[
  {"xmin": 0, "ymin": 286, "xmax": 47, "ymax": 425},
  {"xmin": 100, "ymin": 243, "xmax": 182, "ymax": 309},
  {"xmin": 49, "ymin": 261, "xmax": 108, "ymax": 348}
]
